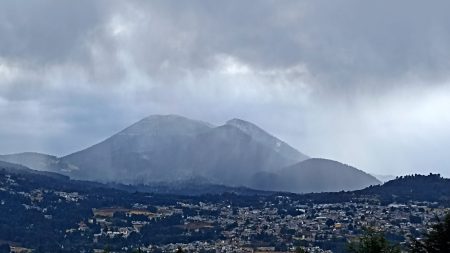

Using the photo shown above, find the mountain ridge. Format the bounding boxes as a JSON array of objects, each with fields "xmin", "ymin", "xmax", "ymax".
[
  {"xmin": 0, "ymin": 114, "xmax": 380, "ymax": 193},
  {"xmin": 225, "ymin": 118, "xmax": 308, "ymax": 162}
]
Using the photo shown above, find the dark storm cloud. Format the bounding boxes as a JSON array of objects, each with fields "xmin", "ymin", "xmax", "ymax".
[
  {"xmin": 3, "ymin": 0, "xmax": 450, "ymax": 88},
  {"xmin": 1, "ymin": 0, "xmax": 450, "ymax": 176},
  {"xmin": 108, "ymin": 0, "xmax": 450, "ymax": 90},
  {"xmin": 0, "ymin": 1, "xmax": 103, "ymax": 64}
]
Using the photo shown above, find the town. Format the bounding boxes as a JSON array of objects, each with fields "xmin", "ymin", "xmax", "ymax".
[
  {"xmin": 75, "ymin": 197, "xmax": 449, "ymax": 252},
  {"xmin": 1, "ymin": 171, "xmax": 448, "ymax": 253}
]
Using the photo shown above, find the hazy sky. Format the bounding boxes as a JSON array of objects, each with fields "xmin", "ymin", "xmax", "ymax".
[{"xmin": 1, "ymin": 0, "xmax": 450, "ymax": 177}]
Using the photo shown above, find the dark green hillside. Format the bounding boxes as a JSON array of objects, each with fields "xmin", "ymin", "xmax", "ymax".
[{"xmin": 358, "ymin": 174, "xmax": 450, "ymax": 205}]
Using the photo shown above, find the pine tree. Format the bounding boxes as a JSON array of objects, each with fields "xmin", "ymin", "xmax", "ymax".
[{"xmin": 348, "ymin": 228, "xmax": 400, "ymax": 253}]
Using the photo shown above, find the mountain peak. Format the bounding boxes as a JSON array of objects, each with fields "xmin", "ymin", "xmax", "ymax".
[
  {"xmin": 120, "ymin": 114, "xmax": 213, "ymax": 136},
  {"xmin": 226, "ymin": 118, "xmax": 309, "ymax": 162},
  {"xmin": 142, "ymin": 114, "xmax": 193, "ymax": 121},
  {"xmin": 226, "ymin": 118, "xmax": 282, "ymax": 144},
  {"xmin": 226, "ymin": 118, "xmax": 260, "ymax": 130},
  {"xmin": 140, "ymin": 114, "xmax": 212, "ymax": 126}
]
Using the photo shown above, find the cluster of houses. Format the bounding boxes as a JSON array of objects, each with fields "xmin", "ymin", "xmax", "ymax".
[
  {"xmin": 1, "ymin": 173, "xmax": 448, "ymax": 253},
  {"xmin": 80, "ymin": 195, "xmax": 448, "ymax": 252}
]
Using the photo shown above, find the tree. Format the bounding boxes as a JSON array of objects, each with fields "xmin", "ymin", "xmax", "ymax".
[
  {"xmin": 295, "ymin": 246, "xmax": 308, "ymax": 253},
  {"xmin": 348, "ymin": 228, "xmax": 400, "ymax": 253},
  {"xmin": 103, "ymin": 246, "xmax": 111, "ymax": 253},
  {"xmin": 411, "ymin": 213, "xmax": 450, "ymax": 252},
  {"xmin": 326, "ymin": 218, "xmax": 335, "ymax": 227}
]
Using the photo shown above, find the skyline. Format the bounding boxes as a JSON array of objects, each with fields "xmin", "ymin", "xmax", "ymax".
[{"xmin": 1, "ymin": 1, "xmax": 450, "ymax": 177}]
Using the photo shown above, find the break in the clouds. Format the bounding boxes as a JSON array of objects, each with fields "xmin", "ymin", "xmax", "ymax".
[{"xmin": 1, "ymin": 0, "xmax": 450, "ymax": 176}]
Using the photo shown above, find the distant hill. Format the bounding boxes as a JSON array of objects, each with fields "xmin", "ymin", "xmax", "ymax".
[
  {"xmin": 358, "ymin": 174, "xmax": 450, "ymax": 204},
  {"xmin": 0, "ymin": 114, "xmax": 380, "ymax": 193},
  {"xmin": 0, "ymin": 160, "xmax": 34, "ymax": 173},
  {"xmin": 0, "ymin": 159, "xmax": 269, "ymax": 196},
  {"xmin": 1, "ymin": 160, "xmax": 448, "ymax": 204},
  {"xmin": 0, "ymin": 152, "xmax": 75, "ymax": 173},
  {"xmin": 251, "ymin": 158, "xmax": 381, "ymax": 193},
  {"xmin": 0, "ymin": 160, "xmax": 69, "ymax": 180}
]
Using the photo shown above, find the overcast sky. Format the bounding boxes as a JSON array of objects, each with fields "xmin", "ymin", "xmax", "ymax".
[{"xmin": 1, "ymin": 0, "xmax": 450, "ymax": 177}]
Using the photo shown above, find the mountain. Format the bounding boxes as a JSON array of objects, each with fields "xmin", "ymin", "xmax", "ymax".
[
  {"xmin": 61, "ymin": 115, "xmax": 214, "ymax": 182},
  {"xmin": 61, "ymin": 114, "xmax": 308, "ymax": 186},
  {"xmin": 0, "ymin": 152, "xmax": 75, "ymax": 173},
  {"xmin": 225, "ymin": 119, "xmax": 308, "ymax": 162},
  {"xmin": 181, "ymin": 124, "xmax": 305, "ymax": 186},
  {"xmin": 1, "ymin": 115, "xmax": 380, "ymax": 193},
  {"xmin": 0, "ymin": 159, "xmax": 269, "ymax": 196},
  {"xmin": 0, "ymin": 160, "xmax": 69, "ymax": 180},
  {"xmin": 251, "ymin": 158, "xmax": 381, "ymax": 193},
  {"xmin": 0, "ymin": 160, "xmax": 33, "ymax": 172}
]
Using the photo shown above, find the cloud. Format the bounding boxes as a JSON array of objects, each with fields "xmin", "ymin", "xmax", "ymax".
[{"xmin": 1, "ymin": 0, "xmax": 450, "ymax": 176}]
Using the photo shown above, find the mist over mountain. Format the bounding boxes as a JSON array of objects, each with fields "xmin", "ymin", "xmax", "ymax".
[
  {"xmin": 0, "ymin": 152, "xmax": 74, "ymax": 173},
  {"xmin": 0, "ymin": 160, "xmax": 69, "ymax": 180},
  {"xmin": 225, "ymin": 119, "xmax": 308, "ymax": 163},
  {"xmin": 373, "ymin": 174, "xmax": 397, "ymax": 183},
  {"xmin": 0, "ymin": 160, "xmax": 30, "ymax": 171},
  {"xmin": 60, "ymin": 115, "xmax": 308, "ymax": 186},
  {"xmin": 251, "ymin": 158, "xmax": 380, "ymax": 193},
  {"xmin": 61, "ymin": 115, "xmax": 214, "ymax": 182},
  {"xmin": 0, "ymin": 115, "xmax": 380, "ymax": 193}
]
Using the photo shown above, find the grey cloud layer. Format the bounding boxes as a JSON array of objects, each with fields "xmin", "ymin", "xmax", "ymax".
[
  {"xmin": 1, "ymin": 1, "xmax": 450, "ymax": 176},
  {"xmin": 4, "ymin": 1, "xmax": 450, "ymax": 87}
]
